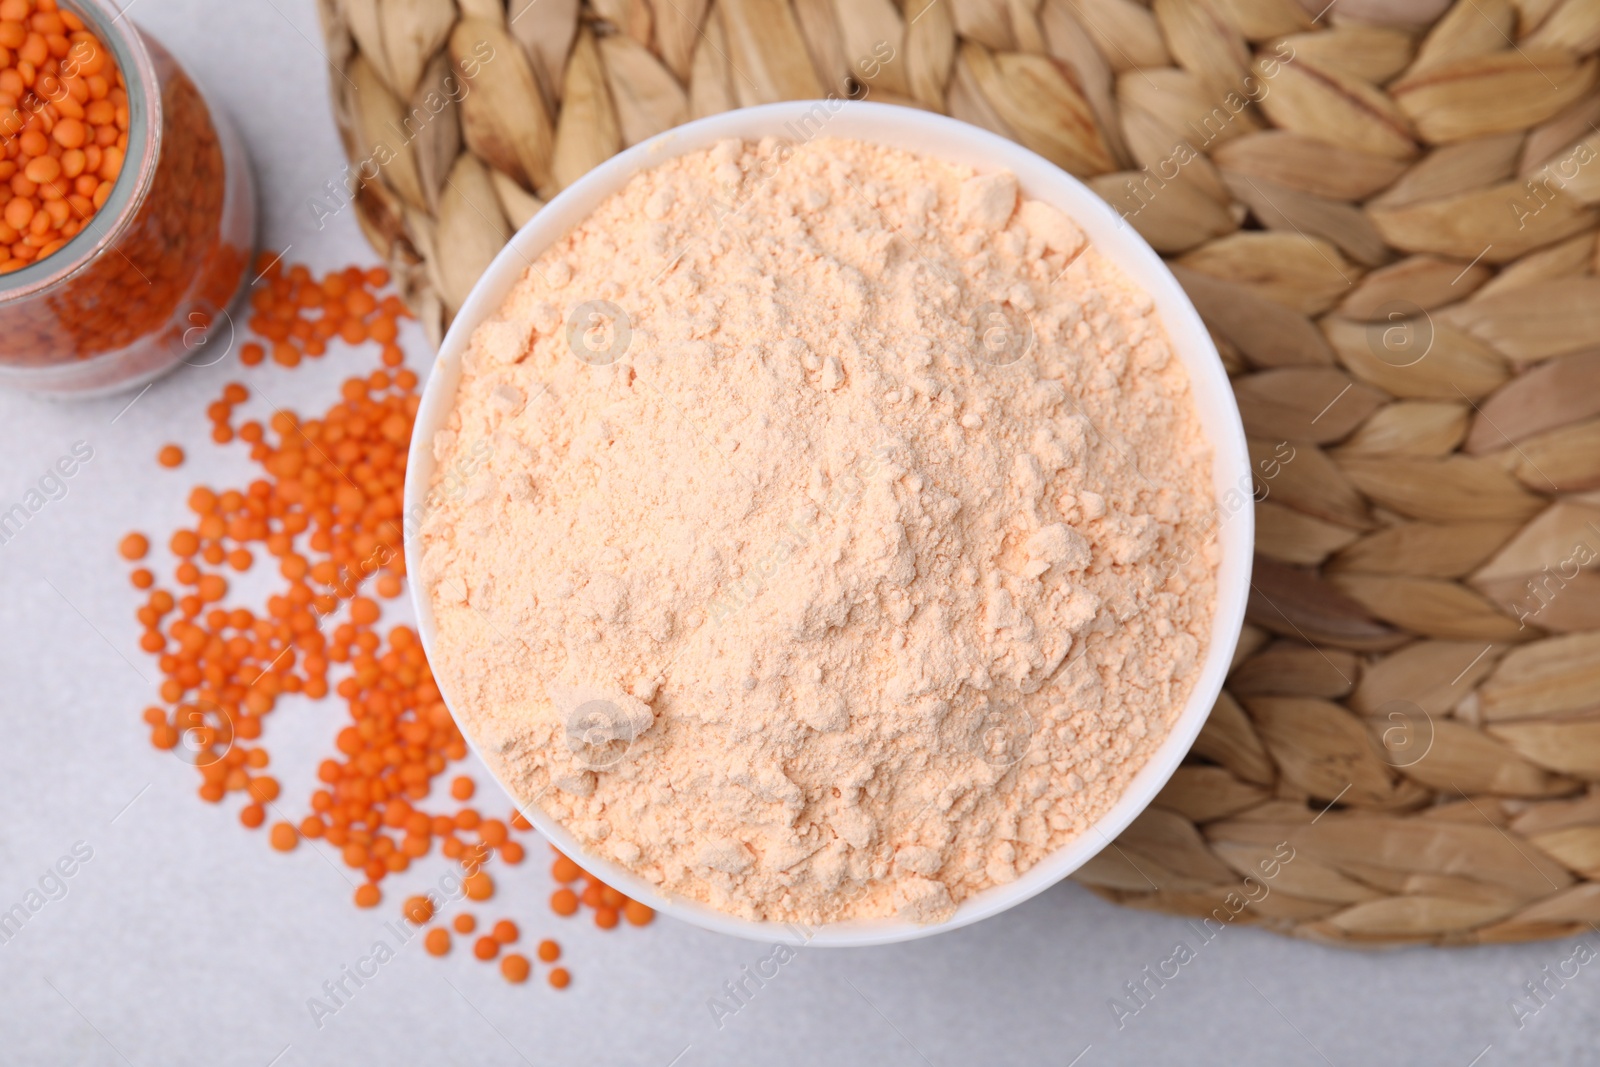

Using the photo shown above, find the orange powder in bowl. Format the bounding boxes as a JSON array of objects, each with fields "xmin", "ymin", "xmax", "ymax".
[{"xmin": 420, "ymin": 137, "xmax": 1219, "ymax": 925}]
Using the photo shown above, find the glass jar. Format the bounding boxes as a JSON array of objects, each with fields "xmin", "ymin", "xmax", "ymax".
[{"xmin": 0, "ymin": 0, "xmax": 254, "ymax": 397}]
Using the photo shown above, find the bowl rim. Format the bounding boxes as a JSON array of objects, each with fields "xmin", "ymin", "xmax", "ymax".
[{"xmin": 404, "ymin": 99, "xmax": 1254, "ymax": 948}]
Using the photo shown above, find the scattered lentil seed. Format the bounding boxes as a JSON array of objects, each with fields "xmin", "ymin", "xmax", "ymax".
[
  {"xmin": 463, "ymin": 871, "xmax": 493, "ymax": 902},
  {"xmin": 119, "ymin": 532, "xmax": 148, "ymax": 560},
  {"xmin": 126, "ymin": 258, "xmax": 655, "ymax": 993},
  {"xmin": 268, "ymin": 822, "xmax": 297, "ymax": 851},
  {"xmin": 500, "ymin": 954, "xmax": 530, "ymax": 983},
  {"xmin": 403, "ymin": 895, "xmax": 433, "ymax": 925}
]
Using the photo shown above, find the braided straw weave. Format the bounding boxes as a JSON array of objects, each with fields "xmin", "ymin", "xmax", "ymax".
[{"xmin": 315, "ymin": 0, "xmax": 1600, "ymax": 946}]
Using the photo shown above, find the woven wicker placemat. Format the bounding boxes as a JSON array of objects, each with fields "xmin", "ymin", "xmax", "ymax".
[{"xmin": 314, "ymin": 0, "xmax": 1600, "ymax": 947}]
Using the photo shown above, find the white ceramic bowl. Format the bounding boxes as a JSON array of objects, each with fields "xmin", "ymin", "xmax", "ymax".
[{"xmin": 405, "ymin": 101, "xmax": 1253, "ymax": 948}]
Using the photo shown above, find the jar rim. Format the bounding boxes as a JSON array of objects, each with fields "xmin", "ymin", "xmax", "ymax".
[{"xmin": 0, "ymin": 0, "xmax": 162, "ymax": 302}]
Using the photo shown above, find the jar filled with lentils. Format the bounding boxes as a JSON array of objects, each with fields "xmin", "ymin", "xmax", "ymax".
[{"xmin": 0, "ymin": 0, "xmax": 254, "ymax": 396}]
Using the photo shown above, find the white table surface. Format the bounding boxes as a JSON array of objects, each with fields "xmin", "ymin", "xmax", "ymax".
[{"xmin": 0, "ymin": 3, "xmax": 1594, "ymax": 1064}]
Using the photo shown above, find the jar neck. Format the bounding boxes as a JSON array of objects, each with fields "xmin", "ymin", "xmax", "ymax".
[{"xmin": 0, "ymin": 0, "xmax": 163, "ymax": 302}]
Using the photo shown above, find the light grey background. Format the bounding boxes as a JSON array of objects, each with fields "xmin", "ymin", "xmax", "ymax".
[{"xmin": 0, "ymin": 2, "xmax": 1592, "ymax": 1064}]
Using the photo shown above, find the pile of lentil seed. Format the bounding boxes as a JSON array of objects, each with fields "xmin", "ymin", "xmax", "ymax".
[
  {"xmin": 0, "ymin": 0, "xmax": 127, "ymax": 274},
  {"xmin": 118, "ymin": 253, "xmax": 654, "ymax": 989}
]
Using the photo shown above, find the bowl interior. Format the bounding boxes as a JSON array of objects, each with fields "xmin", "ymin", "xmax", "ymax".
[{"xmin": 404, "ymin": 101, "xmax": 1253, "ymax": 948}]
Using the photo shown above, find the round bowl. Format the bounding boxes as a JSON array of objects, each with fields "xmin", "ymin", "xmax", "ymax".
[{"xmin": 405, "ymin": 101, "xmax": 1253, "ymax": 947}]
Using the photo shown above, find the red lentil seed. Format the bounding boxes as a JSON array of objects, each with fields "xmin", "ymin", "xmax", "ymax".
[{"xmin": 128, "ymin": 258, "xmax": 656, "ymax": 989}]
